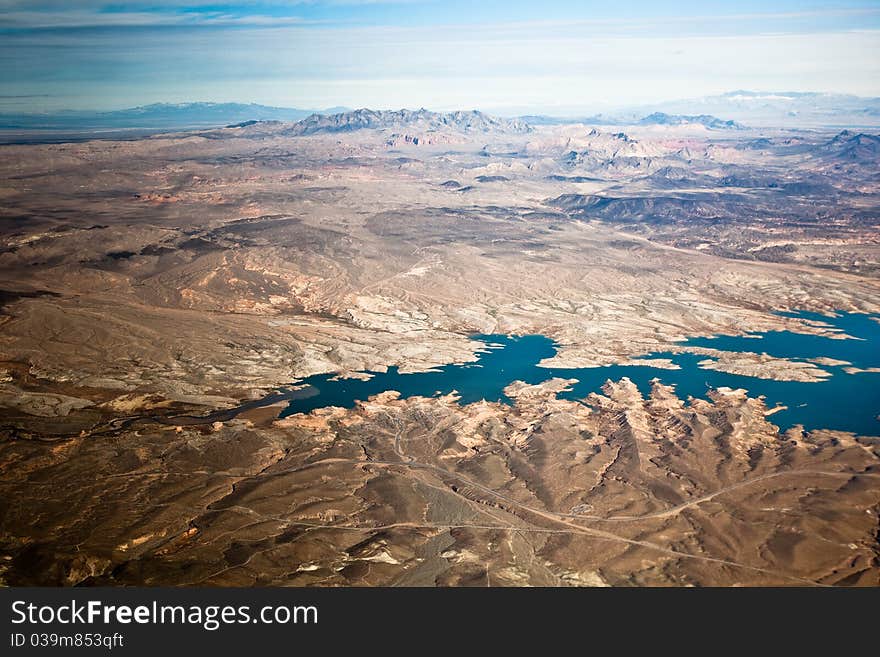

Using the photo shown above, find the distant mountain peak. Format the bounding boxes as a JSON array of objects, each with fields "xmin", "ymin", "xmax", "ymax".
[
  {"xmin": 826, "ymin": 129, "xmax": 879, "ymax": 145},
  {"xmin": 645, "ymin": 90, "xmax": 880, "ymax": 128},
  {"xmin": 819, "ymin": 130, "xmax": 880, "ymax": 162},
  {"xmin": 289, "ymin": 108, "xmax": 531, "ymax": 136},
  {"xmin": 0, "ymin": 102, "xmax": 332, "ymax": 131},
  {"xmin": 637, "ymin": 112, "xmax": 744, "ymax": 129}
]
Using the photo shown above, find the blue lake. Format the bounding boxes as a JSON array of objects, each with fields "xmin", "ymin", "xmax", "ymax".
[{"xmin": 278, "ymin": 311, "xmax": 880, "ymax": 436}]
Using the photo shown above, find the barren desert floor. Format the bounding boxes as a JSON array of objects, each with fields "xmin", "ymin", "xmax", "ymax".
[{"xmin": 0, "ymin": 112, "xmax": 878, "ymax": 585}]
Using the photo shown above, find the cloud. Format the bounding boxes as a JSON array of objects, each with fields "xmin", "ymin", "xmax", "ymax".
[
  {"xmin": 2, "ymin": 2, "xmax": 878, "ymax": 31},
  {"xmin": 1, "ymin": 2, "xmax": 879, "ymax": 112},
  {"xmin": 0, "ymin": 10, "xmax": 313, "ymax": 29},
  {"xmin": 0, "ymin": 0, "xmax": 426, "ymax": 29}
]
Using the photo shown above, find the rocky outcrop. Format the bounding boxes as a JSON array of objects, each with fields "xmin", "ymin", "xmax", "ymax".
[{"xmin": 1, "ymin": 379, "xmax": 876, "ymax": 587}]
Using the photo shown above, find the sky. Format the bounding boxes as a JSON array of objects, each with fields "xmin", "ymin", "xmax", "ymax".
[{"xmin": 1, "ymin": 0, "xmax": 879, "ymax": 114}]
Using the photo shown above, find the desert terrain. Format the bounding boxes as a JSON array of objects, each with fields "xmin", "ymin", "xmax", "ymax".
[{"xmin": 0, "ymin": 109, "xmax": 878, "ymax": 585}]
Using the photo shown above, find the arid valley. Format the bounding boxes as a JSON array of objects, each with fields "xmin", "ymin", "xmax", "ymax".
[{"xmin": 0, "ymin": 107, "xmax": 878, "ymax": 586}]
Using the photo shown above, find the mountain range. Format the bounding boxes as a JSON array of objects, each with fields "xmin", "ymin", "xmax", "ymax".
[
  {"xmin": 0, "ymin": 102, "xmax": 345, "ymax": 131},
  {"xmin": 521, "ymin": 91, "xmax": 880, "ymax": 128},
  {"xmin": 3, "ymin": 90, "xmax": 880, "ymax": 137},
  {"xmin": 626, "ymin": 91, "xmax": 880, "ymax": 128},
  {"xmin": 636, "ymin": 112, "xmax": 744, "ymax": 129},
  {"xmin": 287, "ymin": 108, "xmax": 531, "ymax": 136}
]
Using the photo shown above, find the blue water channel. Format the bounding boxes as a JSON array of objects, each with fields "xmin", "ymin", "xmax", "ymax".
[{"xmin": 277, "ymin": 311, "xmax": 880, "ymax": 435}]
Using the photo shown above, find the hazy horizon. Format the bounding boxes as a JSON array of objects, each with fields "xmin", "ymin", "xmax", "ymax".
[
  {"xmin": 1, "ymin": 1, "xmax": 879, "ymax": 114},
  {"xmin": 3, "ymin": 89, "xmax": 880, "ymax": 119}
]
